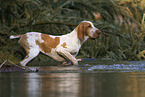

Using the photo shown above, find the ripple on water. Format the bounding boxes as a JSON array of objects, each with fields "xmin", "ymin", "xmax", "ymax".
[{"xmin": 87, "ymin": 61, "xmax": 145, "ymax": 72}]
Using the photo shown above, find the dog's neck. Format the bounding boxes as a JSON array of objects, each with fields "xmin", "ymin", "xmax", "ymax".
[{"xmin": 69, "ymin": 29, "xmax": 89, "ymax": 45}]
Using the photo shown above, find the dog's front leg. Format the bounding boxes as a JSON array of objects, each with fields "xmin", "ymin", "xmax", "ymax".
[{"xmin": 56, "ymin": 49, "xmax": 78, "ymax": 65}]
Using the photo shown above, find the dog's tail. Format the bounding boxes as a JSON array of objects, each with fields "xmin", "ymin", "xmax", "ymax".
[{"xmin": 10, "ymin": 35, "xmax": 23, "ymax": 39}]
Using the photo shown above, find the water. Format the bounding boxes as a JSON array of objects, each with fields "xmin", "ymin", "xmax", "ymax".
[{"xmin": 1, "ymin": 61, "xmax": 145, "ymax": 97}]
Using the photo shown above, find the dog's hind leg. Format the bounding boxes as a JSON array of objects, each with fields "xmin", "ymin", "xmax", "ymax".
[
  {"xmin": 18, "ymin": 34, "xmax": 40, "ymax": 66},
  {"xmin": 20, "ymin": 48, "xmax": 40, "ymax": 66}
]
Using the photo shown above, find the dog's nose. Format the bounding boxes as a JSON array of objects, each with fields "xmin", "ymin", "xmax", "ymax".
[{"xmin": 97, "ymin": 30, "xmax": 101, "ymax": 34}]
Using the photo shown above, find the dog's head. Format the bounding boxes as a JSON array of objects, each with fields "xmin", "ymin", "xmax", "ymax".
[{"xmin": 75, "ymin": 21, "xmax": 101, "ymax": 42}]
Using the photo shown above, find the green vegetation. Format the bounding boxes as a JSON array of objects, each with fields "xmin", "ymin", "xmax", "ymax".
[{"xmin": 0, "ymin": 0, "xmax": 145, "ymax": 65}]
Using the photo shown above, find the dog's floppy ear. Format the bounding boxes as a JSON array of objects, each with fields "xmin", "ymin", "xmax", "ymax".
[{"xmin": 77, "ymin": 24, "xmax": 84, "ymax": 42}]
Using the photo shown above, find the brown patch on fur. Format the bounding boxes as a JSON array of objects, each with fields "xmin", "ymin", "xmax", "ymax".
[
  {"xmin": 75, "ymin": 22, "xmax": 92, "ymax": 42},
  {"xmin": 18, "ymin": 34, "xmax": 30, "ymax": 56},
  {"xmin": 61, "ymin": 42, "xmax": 67, "ymax": 48},
  {"xmin": 37, "ymin": 34, "xmax": 60, "ymax": 53}
]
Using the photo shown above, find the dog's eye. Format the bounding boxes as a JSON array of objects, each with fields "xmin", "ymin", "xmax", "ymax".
[{"xmin": 88, "ymin": 25, "xmax": 91, "ymax": 27}]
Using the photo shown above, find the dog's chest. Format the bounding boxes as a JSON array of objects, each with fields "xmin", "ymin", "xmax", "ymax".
[{"xmin": 59, "ymin": 35, "xmax": 81, "ymax": 53}]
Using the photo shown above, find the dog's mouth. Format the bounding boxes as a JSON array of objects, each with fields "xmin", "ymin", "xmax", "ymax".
[
  {"xmin": 90, "ymin": 38, "xmax": 96, "ymax": 40},
  {"xmin": 91, "ymin": 30, "xmax": 101, "ymax": 39},
  {"xmin": 96, "ymin": 30, "xmax": 101, "ymax": 37},
  {"xmin": 90, "ymin": 36, "xmax": 99, "ymax": 40}
]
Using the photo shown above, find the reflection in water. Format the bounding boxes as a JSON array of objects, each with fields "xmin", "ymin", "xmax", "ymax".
[
  {"xmin": 39, "ymin": 73, "xmax": 80, "ymax": 97},
  {"xmin": 1, "ymin": 72, "xmax": 145, "ymax": 97},
  {"xmin": 28, "ymin": 73, "xmax": 41, "ymax": 97}
]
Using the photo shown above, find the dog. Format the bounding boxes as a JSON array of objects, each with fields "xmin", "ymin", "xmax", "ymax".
[{"xmin": 10, "ymin": 21, "xmax": 101, "ymax": 66}]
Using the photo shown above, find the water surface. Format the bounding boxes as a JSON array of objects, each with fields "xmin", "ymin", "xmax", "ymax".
[{"xmin": 1, "ymin": 61, "xmax": 145, "ymax": 97}]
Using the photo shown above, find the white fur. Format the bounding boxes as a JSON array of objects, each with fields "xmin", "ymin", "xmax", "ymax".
[
  {"xmin": 82, "ymin": 21, "xmax": 95, "ymax": 27},
  {"xmin": 89, "ymin": 27, "xmax": 98, "ymax": 37},
  {"xmin": 10, "ymin": 35, "xmax": 21, "ymax": 39}
]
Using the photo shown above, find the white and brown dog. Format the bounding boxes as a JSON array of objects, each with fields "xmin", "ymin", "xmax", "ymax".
[{"xmin": 10, "ymin": 21, "xmax": 101, "ymax": 66}]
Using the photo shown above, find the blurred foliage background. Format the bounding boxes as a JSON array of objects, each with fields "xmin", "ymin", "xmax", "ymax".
[{"xmin": 0, "ymin": 0, "xmax": 145, "ymax": 65}]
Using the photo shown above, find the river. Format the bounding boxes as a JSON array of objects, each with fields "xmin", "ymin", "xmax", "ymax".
[{"xmin": 0, "ymin": 60, "xmax": 145, "ymax": 97}]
